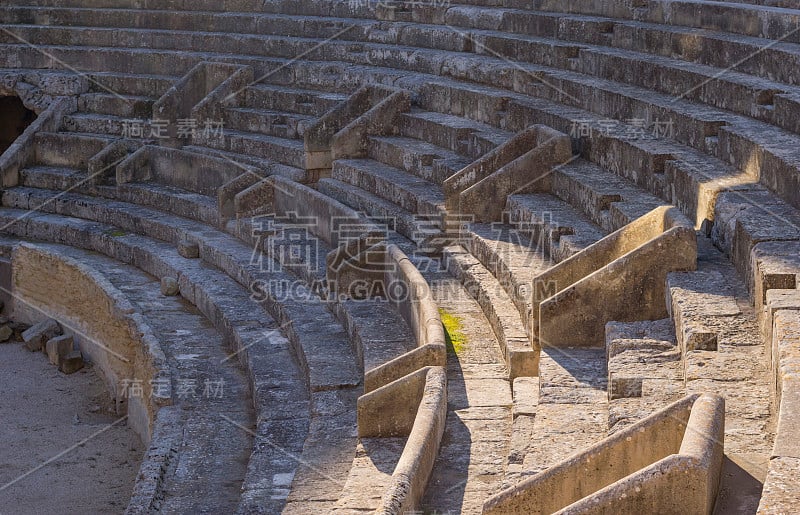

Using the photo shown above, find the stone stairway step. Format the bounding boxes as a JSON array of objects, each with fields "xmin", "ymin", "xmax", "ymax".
[
  {"xmin": 465, "ymin": 222, "xmax": 552, "ymax": 326},
  {"xmin": 332, "ymin": 438, "xmax": 406, "ymax": 512},
  {"xmin": 420, "ymin": 268, "xmax": 513, "ymax": 513},
  {"xmin": 506, "ymin": 193, "xmax": 607, "ymax": 263},
  {"xmin": 85, "ymin": 71, "xmax": 176, "ymax": 97},
  {"xmin": 244, "ymin": 83, "xmax": 346, "ymax": 116},
  {"xmin": 179, "ymin": 144, "xmax": 297, "ymax": 179},
  {"xmin": 367, "ymin": 135, "xmax": 471, "ymax": 185},
  {"xmin": 200, "ymin": 128, "xmax": 307, "ymax": 169},
  {"xmin": 316, "ymin": 177, "xmax": 443, "ymax": 252},
  {"xmin": 33, "ymin": 131, "xmax": 113, "ymax": 169},
  {"xmin": 605, "ymin": 318, "xmax": 685, "ymax": 434},
  {"xmin": 18, "ymin": 166, "xmax": 221, "ymax": 227},
  {"xmin": 552, "ymin": 157, "xmax": 665, "ymax": 232},
  {"xmin": 335, "ymin": 298, "xmax": 414, "ymax": 379},
  {"xmin": 399, "ymin": 108, "xmax": 514, "ymax": 160},
  {"xmin": 232, "ymin": 214, "xmax": 330, "ymax": 287},
  {"xmin": 282, "ymin": 388, "xmax": 360, "ymax": 514},
  {"xmin": 223, "ymin": 106, "xmax": 314, "ymax": 139},
  {"xmin": 508, "ymin": 347, "xmax": 608, "ymax": 483},
  {"xmin": 61, "ymin": 112, "xmax": 144, "ymax": 137},
  {"xmin": 77, "ymin": 92, "xmax": 154, "ymax": 118},
  {"xmin": 331, "ymin": 158, "xmax": 446, "ymax": 217},
  {"xmin": 443, "ymin": 244, "xmax": 537, "ymax": 380},
  {"xmin": 115, "ymin": 182, "xmax": 220, "ymax": 228},
  {"xmin": 20, "ymin": 165, "xmax": 86, "ymax": 191},
  {"xmin": 667, "ymin": 237, "xmax": 774, "ymax": 460}
]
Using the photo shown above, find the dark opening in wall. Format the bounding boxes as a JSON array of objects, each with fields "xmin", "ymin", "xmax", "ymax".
[{"xmin": 0, "ymin": 96, "xmax": 37, "ymax": 155}]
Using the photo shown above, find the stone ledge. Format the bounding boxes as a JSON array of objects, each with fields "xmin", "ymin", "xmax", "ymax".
[{"xmin": 483, "ymin": 394, "xmax": 725, "ymax": 515}]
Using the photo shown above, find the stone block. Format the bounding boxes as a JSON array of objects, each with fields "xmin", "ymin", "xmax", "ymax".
[
  {"xmin": 512, "ymin": 377, "xmax": 538, "ymax": 418},
  {"xmin": 46, "ymin": 334, "xmax": 74, "ymax": 366},
  {"xmin": 610, "ymin": 377, "xmax": 643, "ymax": 400},
  {"xmin": 59, "ymin": 350, "xmax": 84, "ymax": 374},
  {"xmin": 161, "ymin": 277, "xmax": 179, "ymax": 296},
  {"xmin": 0, "ymin": 324, "xmax": 12, "ymax": 343},
  {"xmin": 22, "ymin": 318, "xmax": 62, "ymax": 352},
  {"xmin": 177, "ymin": 237, "xmax": 199, "ymax": 259}
]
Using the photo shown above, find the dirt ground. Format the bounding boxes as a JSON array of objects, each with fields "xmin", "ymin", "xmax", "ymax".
[{"xmin": 0, "ymin": 340, "xmax": 143, "ymax": 514}]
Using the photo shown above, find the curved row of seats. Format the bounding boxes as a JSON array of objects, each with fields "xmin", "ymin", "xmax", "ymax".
[{"xmin": 0, "ymin": 0, "xmax": 798, "ymax": 512}]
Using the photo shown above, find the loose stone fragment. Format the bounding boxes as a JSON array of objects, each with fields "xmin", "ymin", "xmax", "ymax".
[
  {"xmin": 59, "ymin": 351, "xmax": 85, "ymax": 374},
  {"xmin": 22, "ymin": 318, "xmax": 62, "ymax": 352},
  {"xmin": 46, "ymin": 334, "xmax": 74, "ymax": 366},
  {"xmin": 0, "ymin": 324, "xmax": 12, "ymax": 343},
  {"xmin": 161, "ymin": 277, "xmax": 180, "ymax": 296},
  {"xmin": 178, "ymin": 237, "xmax": 200, "ymax": 259}
]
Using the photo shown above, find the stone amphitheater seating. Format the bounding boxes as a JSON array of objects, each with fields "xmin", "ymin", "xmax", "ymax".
[{"xmin": 0, "ymin": 0, "xmax": 798, "ymax": 513}]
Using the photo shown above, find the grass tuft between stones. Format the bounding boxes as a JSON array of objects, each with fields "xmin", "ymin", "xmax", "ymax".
[{"xmin": 440, "ymin": 308, "xmax": 467, "ymax": 355}]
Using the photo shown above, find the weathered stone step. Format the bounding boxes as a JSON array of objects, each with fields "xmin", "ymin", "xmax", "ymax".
[
  {"xmin": 316, "ymin": 177, "xmax": 442, "ymax": 252},
  {"xmin": 179, "ymin": 144, "xmax": 305, "ymax": 181},
  {"xmin": 604, "ymin": 318, "xmax": 684, "ymax": 434},
  {"xmin": 420, "ymin": 269, "xmax": 514, "ymax": 513},
  {"xmin": 465, "ymin": 222, "xmax": 552, "ymax": 328},
  {"xmin": 20, "ymin": 165, "xmax": 86, "ymax": 191},
  {"xmin": 0, "ymin": 42, "xmax": 282, "ymax": 78},
  {"xmin": 230, "ymin": 214, "xmax": 331, "ymax": 287},
  {"xmin": 0, "ymin": 7, "xmax": 376, "ymax": 42},
  {"xmin": 331, "ymin": 158, "xmax": 446, "ymax": 217},
  {"xmin": 115, "ymin": 182, "xmax": 220, "ymax": 228},
  {"xmin": 77, "ymin": 92, "xmax": 154, "ymax": 118},
  {"xmin": 61, "ymin": 112, "xmax": 147, "ymax": 137},
  {"xmin": 199, "ymin": 128, "xmax": 306, "ymax": 169},
  {"xmin": 282, "ymin": 388, "xmax": 360, "ymax": 514},
  {"xmin": 85, "ymin": 71, "xmax": 176, "ymax": 97},
  {"xmin": 33, "ymin": 131, "xmax": 113, "ymax": 169},
  {"xmin": 506, "ymin": 193, "xmax": 607, "ymax": 263},
  {"xmin": 367, "ymin": 135, "xmax": 470, "ymax": 186},
  {"xmin": 332, "ymin": 437, "xmax": 406, "ymax": 512},
  {"xmin": 334, "ymin": 298, "xmax": 414, "ymax": 383},
  {"xmin": 244, "ymin": 83, "xmax": 347, "ymax": 116},
  {"xmin": 506, "ymin": 347, "xmax": 607, "ymax": 484},
  {"xmin": 223, "ymin": 106, "xmax": 314, "ymax": 139},
  {"xmin": 552, "ymin": 158, "xmax": 664, "ymax": 232},
  {"xmin": 668, "ymin": 236, "xmax": 774, "ymax": 461},
  {"xmin": 18, "ymin": 166, "xmax": 220, "ymax": 227},
  {"xmin": 399, "ymin": 109, "xmax": 514, "ymax": 160}
]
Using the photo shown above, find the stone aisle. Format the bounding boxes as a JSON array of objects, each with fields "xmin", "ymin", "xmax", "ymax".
[{"xmin": 420, "ymin": 268, "xmax": 513, "ymax": 514}]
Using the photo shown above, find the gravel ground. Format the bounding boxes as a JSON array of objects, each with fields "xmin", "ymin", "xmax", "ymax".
[{"xmin": 0, "ymin": 340, "xmax": 143, "ymax": 514}]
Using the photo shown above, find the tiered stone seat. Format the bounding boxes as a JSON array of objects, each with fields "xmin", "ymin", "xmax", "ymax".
[
  {"xmin": 0, "ymin": 219, "xmax": 302, "ymax": 513},
  {"xmin": 1, "ymin": 0, "xmax": 799, "ymax": 511}
]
